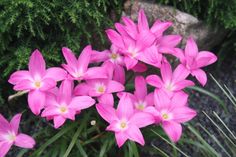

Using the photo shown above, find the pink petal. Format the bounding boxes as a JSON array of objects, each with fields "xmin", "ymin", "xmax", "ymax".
[
  {"xmin": 172, "ymin": 64, "xmax": 190, "ymax": 83},
  {"xmin": 196, "ymin": 51, "xmax": 217, "ymax": 68},
  {"xmin": 41, "ymin": 107, "xmax": 59, "ymax": 117},
  {"xmin": 40, "ymin": 78, "xmax": 56, "ymax": 91},
  {"xmin": 90, "ymin": 50, "xmax": 110, "ymax": 63},
  {"xmin": 122, "ymin": 17, "xmax": 138, "ymax": 39},
  {"xmin": 77, "ymin": 45, "xmax": 92, "ymax": 72},
  {"xmin": 185, "ymin": 37, "xmax": 198, "ymax": 57},
  {"xmin": 145, "ymin": 92, "xmax": 154, "ymax": 106},
  {"xmin": 113, "ymin": 65, "xmax": 125, "ymax": 84},
  {"xmin": 174, "ymin": 80, "xmax": 195, "ymax": 91},
  {"xmin": 162, "ymin": 121, "xmax": 182, "ymax": 142},
  {"xmin": 138, "ymin": 9, "xmax": 149, "ymax": 31},
  {"xmin": 191, "ymin": 69, "xmax": 207, "ymax": 86},
  {"xmin": 115, "ymin": 131, "xmax": 128, "ymax": 148},
  {"xmin": 115, "ymin": 23, "xmax": 129, "ymax": 37},
  {"xmin": 129, "ymin": 112, "xmax": 154, "ymax": 128},
  {"xmin": 8, "ymin": 70, "xmax": 32, "ymax": 85},
  {"xmin": 126, "ymin": 125, "xmax": 145, "ymax": 146},
  {"xmin": 106, "ymin": 29, "xmax": 125, "ymax": 49},
  {"xmin": 14, "ymin": 133, "xmax": 35, "ymax": 148},
  {"xmin": 139, "ymin": 46, "xmax": 162, "ymax": 68},
  {"xmin": 131, "ymin": 62, "xmax": 147, "ymax": 72},
  {"xmin": 0, "ymin": 114, "xmax": 10, "ymax": 132},
  {"xmin": 106, "ymin": 80, "xmax": 125, "ymax": 93},
  {"xmin": 124, "ymin": 56, "xmax": 138, "ymax": 70},
  {"xmin": 102, "ymin": 61, "xmax": 114, "ymax": 79},
  {"xmin": 97, "ymin": 94, "xmax": 114, "ymax": 106},
  {"xmin": 150, "ymin": 21, "xmax": 172, "ymax": 37},
  {"xmin": 70, "ymin": 96, "xmax": 95, "ymax": 110},
  {"xmin": 63, "ymin": 109, "xmax": 76, "ymax": 120},
  {"xmin": 0, "ymin": 142, "xmax": 13, "ymax": 157},
  {"xmin": 146, "ymin": 75, "xmax": 163, "ymax": 88},
  {"xmin": 13, "ymin": 79, "xmax": 34, "ymax": 91},
  {"xmin": 154, "ymin": 89, "xmax": 171, "ymax": 109},
  {"xmin": 144, "ymin": 106, "xmax": 161, "ymax": 123},
  {"xmin": 136, "ymin": 31, "xmax": 155, "ymax": 51},
  {"xmin": 73, "ymin": 83, "xmax": 90, "ymax": 96},
  {"xmin": 117, "ymin": 94, "xmax": 134, "ymax": 119},
  {"xmin": 159, "ymin": 35, "xmax": 182, "ymax": 48},
  {"xmin": 57, "ymin": 80, "xmax": 73, "ymax": 104},
  {"xmin": 172, "ymin": 107, "xmax": 197, "ymax": 123},
  {"xmin": 53, "ymin": 116, "xmax": 66, "ymax": 129},
  {"xmin": 172, "ymin": 48, "xmax": 185, "ymax": 63},
  {"xmin": 84, "ymin": 67, "xmax": 108, "ymax": 80},
  {"xmin": 161, "ymin": 61, "xmax": 173, "ymax": 83},
  {"xmin": 28, "ymin": 90, "xmax": 46, "ymax": 115},
  {"xmin": 134, "ymin": 76, "xmax": 147, "ymax": 100},
  {"xmin": 171, "ymin": 91, "xmax": 188, "ymax": 107},
  {"xmin": 28, "ymin": 49, "xmax": 46, "ymax": 77},
  {"xmin": 45, "ymin": 67, "xmax": 67, "ymax": 81},
  {"xmin": 62, "ymin": 47, "xmax": 78, "ymax": 67},
  {"xmin": 96, "ymin": 103, "xmax": 117, "ymax": 123},
  {"xmin": 10, "ymin": 114, "xmax": 21, "ymax": 134}
]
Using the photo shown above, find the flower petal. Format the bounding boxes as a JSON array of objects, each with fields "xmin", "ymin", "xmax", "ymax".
[
  {"xmin": 174, "ymin": 80, "xmax": 195, "ymax": 91},
  {"xmin": 73, "ymin": 83, "xmax": 90, "ymax": 96},
  {"xmin": 0, "ymin": 114, "xmax": 10, "ymax": 132},
  {"xmin": 15, "ymin": 133, "xmax": 35, "ymax": 148},
  {"xmin": 124, "ymin": 56, "xmax": 138, "ymax": 70},
  {"xmin": 0, "ymin": 142, "xmax": 13, "ymax": 157},
  {"xmin": 96, "ymin": 103, "xmax": 117, "ymax": 123},
  {"xmin": 13, "ymin": 79, "xmax": 34, "ymax": 91},
  {"xmin": 106, "ymin": 29, "xmax": 125, "ymax": 49},
  {"xmin": 196, "ymin": 51, "xmax": 217, "ymax": 68},
  {"xmin": 97, "ymin": 94, "xmax": 114, "ymax": 106},
  {"xmin": 53, "ymin": 116, "xmax": 66, "ymax": 129},
  {"xmin": 113, "ymin": 65, "xmax": 125, "ymax": 84},
  {"xmin": 172, "ymin": 64, "xmax": 190, "ymax": 83},
  {"xmin": 161, "ymin": 61, "xmax": 172, "ymax": 83},
  {"xmin": 172, "ymin": 107, "xmax": 197, "ymax": 123},
  {"xmin": 131, "ymin": 62, "xmax": 147, "ymax": 72},
  {"xmin": 185, "ymin": 37, "xmax": 198, "ymax": 57},
  {"xmin": 90, "ymin": 50, "xmax": 110, "ymax": 63},
  {"xmin": 28, "ymin": 90, "xmax": 46, "ymax": 115},
  {"xmin": 77, "ymin": 45, "xmax": 92, "ymax": 72},
  {"xmin": 40, "ymin": 78, "xmax": 56, "ymax": 91},
  {"xmin": 45, "ymin": 67, "xmax": 67, "ymax": 81},
  {"xmin": 84, "ymin": 67, "xmax": 108, "ymax": 80},
  {"xmin": 8, "ymin": 70, "xmax": 32, "ymax": 85},
  {"xmin": 57, "ymin": 79, "xmax": 73, "ymax": 104},
  {"xmin": 146, "ymin": 75, "xmax": 163, "ymax": 88},
  {"xmin": 150, "ymin": 21, "xmax": 172, "ymax": 37},
  {"xmin": 171, "ymin": 91, "xmax": 188, "ymax": 107},
  {"xmin": 10, "ymin": 114, "xmax": 22, "ymax": 134},
  {"xmin": 106, "ymin": 80, "xmax": 125, "ymax": 93},
  {"xmin": 159, "ymin": 35, "xmax": 182, "ymax": 48},
  {"xmin": 162, "ymin": 121, "xmax": 182, "ymax": 142},
  {"xmin": 126, "ymin": 125, "xmax": 145, "ymax": 146},
  {"xmin": 29, "ymin": 49, "xmax": 46, "ymax": 77},
  {"xmin": 115, "ymin": 131, "xmax": 128, "ymax": 148},
  {"xmin": 134, "ymin": 76, "xmax": 147, "ymax": 100},
  {"xmin": 154, "ymin": 89, "xmax": 171, "ymax": 109},
  {"xmin": 117, "ymin": 94, "xmax": 134, "ymax": 119},
  {"xmin": 129, "ymin": 112, "xmax": 154, "ymax": 128},
  {"xmin": 138, "ymin": 9, "xmax": 149, "ymax": 31},
  {"xmin": 191, "ymin": 69, "xmax": 207, "ymax": 86},
  {"xmin": 62, "ymin": 47, "xmax": 78, "ymax": 67},
  {"xmin": 70, "ymin": 96, "xmax": 95, "ymax": 110}
]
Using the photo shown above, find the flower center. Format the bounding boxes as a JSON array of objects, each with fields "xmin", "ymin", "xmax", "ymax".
[
  {"xmin": 165, "ymin": 82, "xmax": 174, "ymax": 91},
  {"xmin": 120, "ymin": 122, "xmax": 127, "ymax": 129},
  {"xmin": 34, "ymin": 81, "xmax": 41, "ymax": 88},
  {"xmin": 59, "ymin": 106, "xmax": 68, "ymax": 113},
  {"xmin": 162, "ymin": 113, "xmax": 169, "ymax": 120},
  {"xmin": 136, "ymin": 103, "xmax": 145, "ymax": 110},
  {"xmin": 5, "ymin": 132, "xmax": 16, "ymax": 142},
  {"xmin": 110, "ymin": 53, "xmax": 118, "ymax": 60},
  {"xmin": 96, "ymin": 83, "xmax": 106, "ymax": 94}
]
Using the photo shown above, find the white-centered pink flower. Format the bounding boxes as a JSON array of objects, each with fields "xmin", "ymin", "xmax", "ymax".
[
  {"xmin": 41, "ymin": 79, "xmax": 95, "ymax": 128},
  {"xmin": 0, "ymin": 114, "xmax": 35, "ymax": 157},
  {"xmin": 8, "ymin": 50, "xmax": 67, "ymax": 115},
  {"xmin": 96, "ymin": 94, "xmax": 155, "ymax": 147}
]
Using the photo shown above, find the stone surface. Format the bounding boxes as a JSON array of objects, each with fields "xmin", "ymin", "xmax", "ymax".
[{"xmin": 123, "ymin": 0, "xmax": 228, "ymax": 50}]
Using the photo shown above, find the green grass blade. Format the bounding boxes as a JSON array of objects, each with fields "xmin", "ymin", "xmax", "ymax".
[
  {"xmin": 151, "ymin": 129, "xmax": 189, "ymax": 157},
  {"xmin": 151, "ymin": 143, "xmax": 170, "ymax": 157}
]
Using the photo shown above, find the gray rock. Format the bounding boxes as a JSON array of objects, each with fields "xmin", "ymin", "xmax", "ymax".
[{"xmin": 123, "ymin": 0, "xmax": 228, "ymax": 50}]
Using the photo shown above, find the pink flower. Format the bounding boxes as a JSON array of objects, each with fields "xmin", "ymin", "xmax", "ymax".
[
  {"xmin": 62, "ymin": 45, "xmax": 107, "ymax": 81},
  {"xmin": 174, "ymin": 37, "xmax": 217, "ymax": 86},
  {"xmin": 90, "ymin": 45, "xmax": 126, "ymax": 84},
  {"xmin": 106, "ymin": 10, "xmax": 157, "ymax": 70},
  {"xmin": 146, "ymin": 61, "xmax": 194, "ymax": 97},
  {"xmin": 118, "ymin": 76, "xmax": 154, "ymax": 112},
  {"xmin": 41, "ymin": 80, "xmax": 95, "ymax": 128},
  {"xmin": 96, "ymin": 94, "xmax": 155, "ymax": 147},
  {"xmin": 8, "ymin": 50, "xmax": 67, "ymax": 115},
  {"xmin": 0, "ymin": 114, "xmax": 35, "ymax": 157},
  {"xmin": 73, "ymin": 62, "xmax": 124, "ymax": 105},
  {"xmin": 147, "ymin": 90, "xmax": 197, "ymax": 142}
]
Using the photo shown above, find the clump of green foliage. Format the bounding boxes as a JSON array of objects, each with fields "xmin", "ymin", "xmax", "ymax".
[{"xmin": 0, "ymin": 0, "xmax": 123, "ymax": 104}]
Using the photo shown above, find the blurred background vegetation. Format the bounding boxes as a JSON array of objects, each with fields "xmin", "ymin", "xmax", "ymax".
[{"xmin": 0, "ymin": 0, "xmax": 235, "ymax": 156}]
